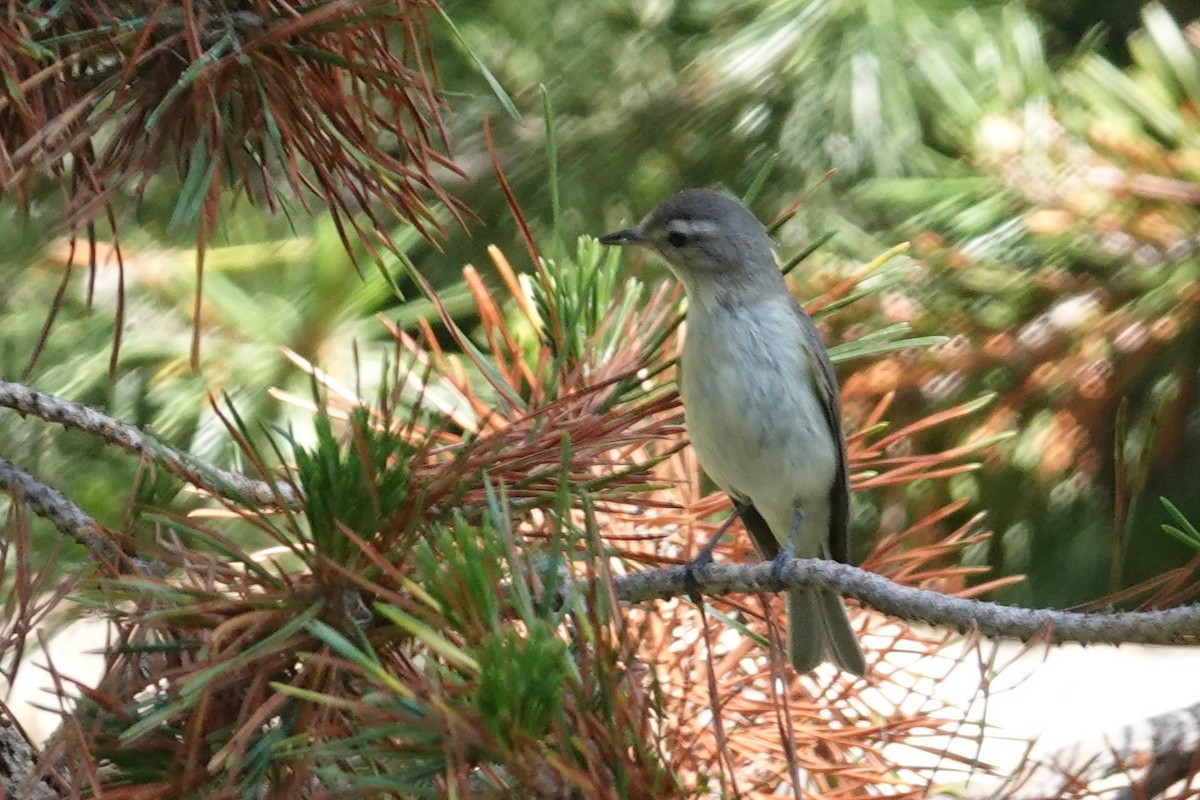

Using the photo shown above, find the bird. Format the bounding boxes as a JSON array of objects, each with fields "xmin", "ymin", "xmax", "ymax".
[{"xmin": 599, "ymin": 188, "xmax": 866, "ymax": 676}]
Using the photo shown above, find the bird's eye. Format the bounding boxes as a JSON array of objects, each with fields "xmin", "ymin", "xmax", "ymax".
[{"xmin": 666, "ymin": 230, "xmax": 688, "ymax": 248}]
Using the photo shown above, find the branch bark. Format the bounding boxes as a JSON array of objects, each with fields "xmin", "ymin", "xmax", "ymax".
[
  {"xmin": 613, "ymin": 559, "xmax": 1200, "ymax": 646},
  {"xmin": 0, "ymin": 457, "xmax": 106, "ymax": 555},
  {"xmin": 0, "ymin": 720, "xmax": 60, "ymax": 800},
  {"xmin": 0, "ymin": 379, "xmax": 297, "ymax": 508}
]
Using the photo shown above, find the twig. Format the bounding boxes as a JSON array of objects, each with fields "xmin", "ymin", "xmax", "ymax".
[
  {"xmin": 614, "ymin": 559, "xmax": 1200, "ymax": 646},
  {"xmin": 0, "ymin": 456, "xmax": 114, "ymax": 560},
  {"xmin": 0, "ymin": 380, "xmax": 298, "ymax": 508}
]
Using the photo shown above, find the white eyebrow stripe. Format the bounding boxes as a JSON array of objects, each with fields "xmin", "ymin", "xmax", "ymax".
[{"xmin": 665, "ymin": 219, "xmax": 719, "ymax": 237}]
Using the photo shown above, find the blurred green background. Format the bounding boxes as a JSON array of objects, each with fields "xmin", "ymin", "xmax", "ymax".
[{"xmin": 4, "ymin": 0, "xmax": 1200, "ymax": 606}]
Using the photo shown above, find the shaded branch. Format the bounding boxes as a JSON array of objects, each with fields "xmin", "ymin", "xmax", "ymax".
[
  {"xmin": 0, "ymin": 456, "xmax": 156, "ymax": 575},
  {"xmin": 0, "ymin": 456, "xmax": 113, "ymax": 560},
  {"xmin": 0, "ymin": 380, "xmax": 297, "ymax": 508},
  {"xmin": 0, "ymin": 719, "xmax": 61, "ymax": 800},
  {"xmin": 614, "ymin": 559, "xmax": 1200, "ymax": 646}
]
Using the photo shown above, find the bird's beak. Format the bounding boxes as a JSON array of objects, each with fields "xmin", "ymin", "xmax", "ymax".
[{"xmin": 598, "ymin": 228, "xmax": 644, "ymax": 247}]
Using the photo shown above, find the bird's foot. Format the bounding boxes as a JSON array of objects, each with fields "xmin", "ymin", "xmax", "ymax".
[
  {"xmin": 684, "ymin": 501, "xmax": 750, "ymax": 600},
  {"xmin": 769, "ymin": 543, "xmax": 795, "ymax": 593},
  {"xmin": 683, "ymin": 555, "xmax": 709, "ymax": 602},
  {"xmin": 684, "ymin": 527, "xmax": 726, "ymax": 601}
]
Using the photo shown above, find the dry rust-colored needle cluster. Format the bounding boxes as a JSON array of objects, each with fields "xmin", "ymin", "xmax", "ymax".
[
  {"xmin": 1, "ymin": 0, "xmax": 460, "ymax": 242},
  {"xmin": 1, "ymin": 0, "xmax": 463, "ymax": 370}
]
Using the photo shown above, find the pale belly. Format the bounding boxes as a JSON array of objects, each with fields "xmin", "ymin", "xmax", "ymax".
[{"xmin": 679, "ymin": 300, "xmax": 838, "ymax": 535}]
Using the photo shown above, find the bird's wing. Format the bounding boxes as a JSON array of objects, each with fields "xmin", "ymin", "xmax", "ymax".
[
  {"xmin": 793, "ymin": 300, "xmax": 852, "ymax": 565},
  {"xmin": 738, "ymin": 502, "xmax": 780, "ymax": 560}
]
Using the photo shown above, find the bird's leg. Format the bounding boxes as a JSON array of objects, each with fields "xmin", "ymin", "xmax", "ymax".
[
  {"xmin": 770, "ymin": 507, "xmax": 803, "ymax": 592},
  {"xmin": 684, "ymin": 500, "xmax": 750, "ymax": 597},
  {"xmin": 692, "ymin": 500, "xmax": 751, "ymax": 567}
]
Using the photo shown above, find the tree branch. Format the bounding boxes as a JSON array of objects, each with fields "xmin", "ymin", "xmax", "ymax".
[
  {"xmin": 0, "ymin": 456, "xmax": 112, "ymax": 559},
  {"xmin": 0, "ymin": 380, "xmax": 297, "ymax": 508},
  {"xmin": 0, "ymin": 719, "xmax": 62, "ymax": 800},
  {"xmin": 613, "ymin": 559, "xmax": 1200, "ymax": 645},
  {"xmin": 5, "ymin": 378, "xmax": 1200, "ymax": 646},
  {"xmin": 0, "ymin": 456, "xmax": 156, "ymax": 575}
]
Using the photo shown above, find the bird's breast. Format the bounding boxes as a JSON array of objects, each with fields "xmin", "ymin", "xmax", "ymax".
[{"xmin": 679, "ymin": 300, "xmax": 837, "ymax": 509}]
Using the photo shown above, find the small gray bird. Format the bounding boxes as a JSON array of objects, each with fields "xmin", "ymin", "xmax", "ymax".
[{"xmin": 599, "ymin": 188, "xmax": 866, "ymax": 676}]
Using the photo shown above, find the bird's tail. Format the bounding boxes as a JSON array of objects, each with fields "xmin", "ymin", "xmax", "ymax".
[{"xmin": 786, "ymin": 587, "xmax": 867, "ymax": 676}]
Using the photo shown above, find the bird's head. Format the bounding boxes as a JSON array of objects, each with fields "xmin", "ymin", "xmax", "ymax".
[{"xmin": 599, "ymin": 188, "xmax": 777, "ymax": 283}]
